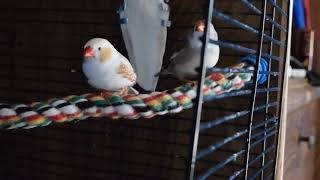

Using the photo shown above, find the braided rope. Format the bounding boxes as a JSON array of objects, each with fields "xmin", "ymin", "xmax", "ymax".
[{"xmin": 0, "ymin": 61, "xmax": 256, "ymax": 130}]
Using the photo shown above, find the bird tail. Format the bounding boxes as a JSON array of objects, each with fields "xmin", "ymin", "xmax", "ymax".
[
  {"xmin": 154, "ymin": 67, "xmax": 176, "ymax": 78},
  {"xmin": 154, "ymin": 59, "xmax": 174, "ymax": 77},
  {"xmin": 128, "ymin": 87, "xmax": 140, "ymax": 95}
]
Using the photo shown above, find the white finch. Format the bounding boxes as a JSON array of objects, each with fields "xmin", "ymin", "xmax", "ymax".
[
  {"xmin": 82, "ymin": 38, "xmax": 137, "ymax": 95},
  {"xmin": 161, "ymin": 20, "xmax": 220, "ymax": 81}
]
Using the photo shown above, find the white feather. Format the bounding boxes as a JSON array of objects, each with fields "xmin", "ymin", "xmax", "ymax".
[{"xmin": 82, "ymin": 38, "xmax": 136, "ymax": 91}]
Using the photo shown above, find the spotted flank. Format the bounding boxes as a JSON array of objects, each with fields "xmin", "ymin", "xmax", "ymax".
[{"xmin": 14, "ymin": 104, "xmax": 51, "ymax": 128}]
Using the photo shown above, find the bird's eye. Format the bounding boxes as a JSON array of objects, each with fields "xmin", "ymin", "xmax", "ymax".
[{"xmin": 98, "ymin": 47, "xmax": 101, "ymax": 51}]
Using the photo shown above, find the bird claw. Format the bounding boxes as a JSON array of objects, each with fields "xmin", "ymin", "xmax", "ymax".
[
  {"xmin": 100, "ymin": 87, "xmax": 131, "ymax": 98},
  {"xmin": 119, "ymin": 87, "xmax": 129, "ymax": 96},
  {"xmin": 100, "ymin": 91, "xmax": 115, "ymax": 98}
]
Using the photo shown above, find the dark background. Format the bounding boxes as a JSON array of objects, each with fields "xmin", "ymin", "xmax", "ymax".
[{"xmin": 0, "ymin": 0, "xmax": 286, "ymax": 179}]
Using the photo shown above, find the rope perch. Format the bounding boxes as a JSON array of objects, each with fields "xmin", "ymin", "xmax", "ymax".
[{"xmin": 0, "ymin": 57, "xmax": 267, "ymax": 130}]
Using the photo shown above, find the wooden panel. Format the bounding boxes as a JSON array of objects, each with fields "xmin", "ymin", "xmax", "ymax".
[
  {"xmin": 284, "ymin": 102, "xmax": 317, "ymax": 180},
  {"xmin": 311, "ymin": 0, "xmax": 320, "ymax": 30},
  {"xmin": 283, "ymin": 79, "xmax": 320, "ymax": 180}
]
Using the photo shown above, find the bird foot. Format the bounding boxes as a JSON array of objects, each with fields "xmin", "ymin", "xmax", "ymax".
[
  {"xmin": 119, "ymin": 87, "xmax": 129, "ymax": 96},
  {"xmin": 101, "ymin": 88, "xmax": 129, "ymax": 97},
  {"xmin": 100, "ymin": 91, "xmax": 115, "ymax": 98}
]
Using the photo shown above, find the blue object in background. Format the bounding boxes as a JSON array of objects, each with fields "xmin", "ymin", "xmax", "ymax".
[
  {"xmin": 293, "ymin": 0, "xmax": 306, "ymax": 29},
  {"xmin": 240, "ymin": 55, "xmax": 268, "ymax": 85}
]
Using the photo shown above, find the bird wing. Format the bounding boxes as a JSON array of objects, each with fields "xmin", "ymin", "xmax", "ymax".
[
  {"xmin": 161, "ymin": 51, "xmax": 179, "ymax": 71},
  {"xmin": 164, "ymin": 48, "xmax": 187, "ymax": 69},
  {"xmin": 169, "ymin": 51, "xmax": 180, "ymax": 61},
  {"xmin": 117, "ymin": 56, "xmax": 137, "ymax": 83}
]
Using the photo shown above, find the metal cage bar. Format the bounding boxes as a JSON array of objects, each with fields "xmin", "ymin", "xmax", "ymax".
[
  {"xmin": 200, "ymin": 102, "xmax": 278, "ymax": 132},
  {"xmin": 244, "ymin": 0, "xmax": 268, "ymax": 179},
  {"xmin": 260, "ymin": 0, "xmax": 278, "ymax": 178},
  {"xmin": 192, "ymin": 0, "xmax": 290, "ymax": 179},
  {"xmin": 198, "ymin": 129, "xmax": 276, "ymax": 180},
  {"xmin": 239, "ymin": 0, "xmax": 287, "ymax": 33},
  {"xmin": 0, "ymin": 0, "xmax": 293, "ymax": 179},
  {"xmin": 212, "ymin": 9, "xmax": 284, "ymax": 46},
  {"xmin": 229, "ymin": 145, "xmax": 275, "ymax": 179},
  {"xmin": 187, "ymin": 0, "xmax": 215, "ymax": 179},
  {"xmin": 267, "ymin": 0, "xmax": 288, "ymax": 16},
  {"xmin": 273, "ymin": 0, "xmax": 293, "ymax": 178},
  {"xmin": 197, "ymin": 117, "xmax": 277, "ymax": 160},
  {"xmin": 209, "ymin": 39, "xmax": 283, "ymax": 61}
]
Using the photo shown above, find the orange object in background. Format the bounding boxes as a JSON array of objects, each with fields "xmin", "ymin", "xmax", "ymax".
[{"xmin": 304, "ymin": 0, "xmax": 311, "ymax": 30}]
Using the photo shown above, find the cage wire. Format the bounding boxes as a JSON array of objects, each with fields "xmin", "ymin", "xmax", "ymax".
[{"xmin": 0, "ymin": 0, "xmax": 292, "ymax": 180}]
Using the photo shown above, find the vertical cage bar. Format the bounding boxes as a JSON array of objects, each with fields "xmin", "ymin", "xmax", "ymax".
[
  {"xmin": 260, "ymin": 0, "xmax": 277, "ymax": 178},
  {"xmin": 273, "ymin": 0, "xmax": 293, "ymax": 178},
  {"xmin": 187, "ymin": 0, "xmax": 214, "ymax": 179},
  {"xmin": 244, "ymin": 0, "xmax": 268, "ymax": 179}
]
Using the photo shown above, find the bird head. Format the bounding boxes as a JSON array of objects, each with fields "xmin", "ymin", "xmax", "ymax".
[
  {"xmin": 194, "ymin": 20, "xmax": 205, "ymax": 32},
  {"xmin": 190, "ymin": 20, "xmax": 218, "ymax": 46},
  {"xmin": 83, "ymin": 38, "xmax": 115, "ymax": 64},
  {"xmin": 193, "ymin": 20, "xmax": 217, "ymax": 37}
]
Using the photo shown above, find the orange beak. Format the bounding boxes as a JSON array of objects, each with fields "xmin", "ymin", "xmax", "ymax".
[
  {"xmin": 84, "ymin": 46, "xmax": 95, "ymax": 58},
  {"xmin": 195, "ymin": 20, "xmax": 205, "ymax": 32}
]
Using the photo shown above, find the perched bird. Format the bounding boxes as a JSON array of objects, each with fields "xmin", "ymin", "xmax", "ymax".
[
  {"xmin": 82, "ymin": 38, "xmax": 137, "ymax": 96},
  {"xmin": 160, "ymin": 20, "xmax": 220, "ymax": 82}
]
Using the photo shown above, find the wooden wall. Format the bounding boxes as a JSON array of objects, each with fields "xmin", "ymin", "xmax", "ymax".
[
  {"xmin": 0, "ymin": 0, "xmax": 287, "ymax": 179},
  {"xmin": 311, "ymin": 0, "xmax": 320, "ymax": 30},
  {"xmin": 311, "ymin": 0, "xmax": 320, "ymax": 75},
  {"xmin": 283, "ymin": 79, "xmax": 320, "ymax": 180}
]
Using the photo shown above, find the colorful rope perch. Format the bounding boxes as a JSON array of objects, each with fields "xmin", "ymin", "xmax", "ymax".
[{"xmin": 0, "ymin": 57, "xmax": 267, "ymax": 130}]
